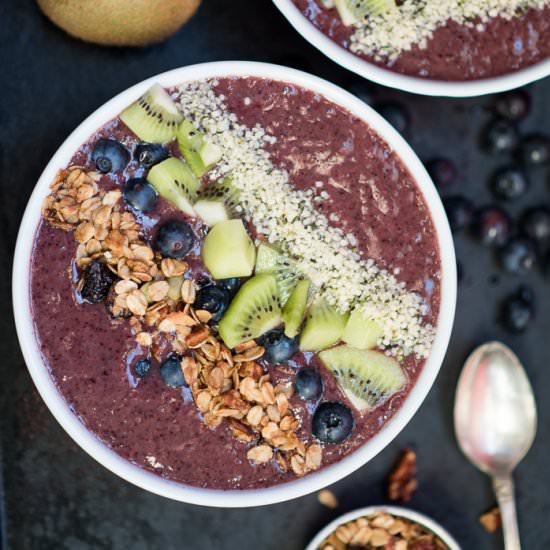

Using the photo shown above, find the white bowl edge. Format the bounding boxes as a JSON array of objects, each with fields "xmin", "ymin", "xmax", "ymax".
[
  {"xmin": 12, "ymin": 61, "xmax": 457, "ymax": 507},
  {"xmin": 272, "ymin": 0, "xmax": 550, "ymax": 97}
]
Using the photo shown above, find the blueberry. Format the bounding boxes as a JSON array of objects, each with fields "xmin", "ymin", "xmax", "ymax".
[
  {"xmin": 521, "ymin": 207, "xmax": 550, "ymax": 244},
  {"xmin": 91, "ymin": 138, "xmax": 130, "ymax": 174},
  {"xmin": 160, "ymin": 356, "xmax": 186, "ymax": 388},
  {"xmin": 499, "ymin": 237, "xmax": 537, "ymax": 275},
  {"xmin": 482, "ymin": 119, "xmax": 519, "ymax": 154},
  {"xmin": 134, "ymin": 143, "xmax": 169, "ymax": 168},
  {"xmin": 295, "ymin": 368, "xmax": 323, "ymax": 401},
  {"xmin": 426, "ymin": 158, "xmax": 456, "ymax": 189},
  {"xmin": 135, "ymin": 358, "xmax": 152, "ymax": 377},
  {"xmin": 312, "ymin": 402, "xmax": 354, "ymax": 444},
  {"xmin": 217, "ymin": 277, "xmax": 241, "ymax": 297},
  {"xmin": 154, "ymin": 220, "xmax": 194, "ymax": 259},
  {"xmin": 124, "ymin": 178, "xmax": 157, "ymax": 213},
  {"xmin": 494, "ymin": 90, "xmax": 530, "ymax": 121},
  {"xmin": 258, "ymin": 329, "xmax": 299, "ymax": 364},
  {"xmin": 501, "ymin": 288, "xmax": 535, "ymax": 333},
  {"xmin": 491, "ymin": 165, "xmax": 529, "ymax": 200},
  {"xmin": 520, "ymin": 134, "xmax": 550, "ymax": 166},
  {"xmin": 443, "ymin": 196, "xmax": 474, "ymax": 233},
  {"xmin": 473, "ymin": 206, "xmax": 511, "ymax": 247},
  {"xmin": 195, "ymin": 285, "xmax": 230, "ymax": 322},
  {"xmin": 375, "ymin": 102, "xmax": 409, "ymax": 134},
  {"xmin": 80, "ymin": 261, "xmax": 116, "ymax": 303},
  {"xmin": 516, "ymin": 283, "xmax": 534, "ymax": 304}
]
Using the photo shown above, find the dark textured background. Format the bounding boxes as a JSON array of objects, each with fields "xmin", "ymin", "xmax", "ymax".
[{"xmin": 1, "ymin": 1, "xmax": 549, "ymax": 549}]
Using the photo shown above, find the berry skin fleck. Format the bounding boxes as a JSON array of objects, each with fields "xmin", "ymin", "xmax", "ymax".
[
  {"xmin": 135, "ymin": 358, "xmax": 152, "ymax": 377},
  {"xmin": 80, "ymin": 261, "xmax": 116, "ymax": 304}
]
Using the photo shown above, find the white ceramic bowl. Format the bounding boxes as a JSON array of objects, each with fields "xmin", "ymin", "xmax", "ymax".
[
  {"xmin": 273, "ymin": 0, "xmax": 550, "ymax": 97},
  {"xmin": 306, "ymin": 505, "xmax": 461, "ymax": 549},
  {"xmin": 12, "ymin": 61, "xmax": 456, "ymax": 507}
]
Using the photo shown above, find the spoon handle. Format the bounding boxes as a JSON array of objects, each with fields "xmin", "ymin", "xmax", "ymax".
[{"xmin": 493, "ymin": 475, "xmax": 521, "ymax": 550}]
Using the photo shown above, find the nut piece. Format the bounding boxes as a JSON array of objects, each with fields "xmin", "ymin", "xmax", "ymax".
[
  {"xmin": 246, "ymin": 445, "xmax": 273, "ymax": 464},
  {"xmin": 479, "ymin": 507, "xmax": 501, "ymax": 534},
  {"xmin": 388, "ymin": 448, "xmax": 417, "ymax": 502},
  {"xmin": 318, "ymin": 489, "xmax": 338, "ymax": 509}
]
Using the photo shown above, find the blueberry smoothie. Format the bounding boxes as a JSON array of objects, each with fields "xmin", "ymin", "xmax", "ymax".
[
  {"xmin": 291, "ymin": 0, "xmax": 550, "ymax": 81},
  {"xmin": 31, "ymin": 76, "xmax": 440, "ymax": 489}
]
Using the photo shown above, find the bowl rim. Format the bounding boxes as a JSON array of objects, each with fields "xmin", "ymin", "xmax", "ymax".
[
  {"xmin": 272, "ymin": 0, "xmax": 550, "ymax": 98},
  {"xmin": 12, "ymin": 61, "xmax": 456, "ymax": 507},
  {"xmin": 304, "ymin": 505, "xmax": 462, "ymax": 549}
]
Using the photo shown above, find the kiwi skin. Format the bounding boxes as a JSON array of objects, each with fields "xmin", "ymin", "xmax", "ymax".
[{"xmin": 37, "ymin": 0, "xmax": 201, "ymax": 47}]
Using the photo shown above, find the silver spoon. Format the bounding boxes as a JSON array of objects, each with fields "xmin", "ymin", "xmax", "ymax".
[{"xmin": 454, "ymin": 341, "xmax": 537, "ymax": 550}]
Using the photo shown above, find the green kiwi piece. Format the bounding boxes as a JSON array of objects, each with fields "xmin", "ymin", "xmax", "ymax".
[
  {"xmin": 147, "ymin": 157, "xmax": 200, "ymax": 217},
  {"xmin": 255, "ymin": 243, "xmax": 300, "ymax": 306},
  {"xmin": 119, "ymin": 84, "xmax": 183, "ymax": 143},
  {"xmin": 319, "ymin": 346, "xmax": 406, "ymax": 410},
  {"xmin": 282, "ymin": 279, "xmax": 310, "ymax": 338},
  {"xmin": 334, "ymin": 0, "xmax": 395, "ymax": 25},
  {"xmin": 218, "ymin": 273, "xmax": 282, "ymax": 349},
  {"xmin": 167, "ymin": 276, "xmax": 184, "ymax": 301},
  {"xmin": 299, "ymin": 300, "xmax": 349, "ymax": 352},
  {"xmin": 193, "ymin": 178, "xmax": 240, "ymax": 227},
  {"xmin": 177, "ymin": 120, "xmax": 223, "ymax": 177},
  {"xmin": 342, "ymin": 309, "xmax": 384, "ymax": 350}
]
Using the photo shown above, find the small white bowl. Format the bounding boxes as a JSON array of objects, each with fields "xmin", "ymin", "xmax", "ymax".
[
  {"xmin": 272, "ymin": 0, "xmax": 550, "ymax": 97},
  {"xmin": 306, "ymin": 505, "xmax": 461, "ymax": 549},
  {"xmin": 12, "ymin": 61, "xmax": 456, "ymax": 507}
]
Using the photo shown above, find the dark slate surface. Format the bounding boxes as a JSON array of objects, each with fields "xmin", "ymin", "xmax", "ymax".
[{"xmin": 1, "ymin": 1, "xmax": 549, "ymax": 549}]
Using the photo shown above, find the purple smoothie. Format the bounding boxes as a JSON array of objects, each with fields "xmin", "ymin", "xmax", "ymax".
[
  {"xmin": 292, "ymin": 0, "xmax": 550, "ymax": 81},
  {"xmin": 30, "ymin": 77, "xmax": 441, "ymax": 490}
]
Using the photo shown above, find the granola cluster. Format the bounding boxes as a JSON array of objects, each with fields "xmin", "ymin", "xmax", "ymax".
[
  {"xmin": 42, "ymin": 166, "xmax": 322, "ymax": 476},
  {"xmin": 319, "ymin": 511, "xmax": 448, "ymax": 550}
]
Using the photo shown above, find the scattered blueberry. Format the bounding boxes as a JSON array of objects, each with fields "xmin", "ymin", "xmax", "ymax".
[
  {"xmin": 195, "ymin": 285, "xmax": 230, "ymax": 322},
  {"xmin": 520, "ymin": 134, "xmax": 550, "ymax": 166},
  {"xmin": 482, "ymin": 119, "xmax": 519, "ymax": 154},
  {"xmin": 258, "ymin": 328, "xmax": 299, "ymax": 364},
  {"xmin": 494, "ymin": 90, "xmax": 530, "ymax": 121},
  {"xmin": 295, "ymin": 368, "xmax": 323, "ymax": 401},
  {"xmin": 154, "ymin": 220, "xmax": 194, "ymax": 259},
  {"xmin": 160, "ymin": 355, "xmax": 186, "ymax": 388},
  {"xmin": 135, "ymin": 358, "xmax": 152, "ymax": 377},
  {"xmin": 474, "ymin": 206, "xmax": 511, "ymax": 247},
  {"xmin": 501, "ymin": 286, "xmax": 535, "ymax": 333},
  {"xmin": 375, "ymin": 102, "xmax": 409, "ymax": 134},
  {"xmin": 443, "ymin": 196, "xmax": 474, "ymax": 233},
  {"xmin": 134, "ymin": 143, "xmax": 169, "ymax": 168},
  {"xmin": 426, "ymin": 158, "xmax": 456, "ymax": 189},
  {"xmin": 521, "ymin": 207, "xmax": 550, "ymax": 244},
  {"xmin": 124, "ymin": 178, "xmax": 157, "ymax": 213},
  {"xmin": 499, "ymin": 237, "xmax": 537, "ymax": 275},
  {"xmin": 80, "ymin": 260, "xmax": 116, "ymax": 303},
  {"xmin": 312, "ymin": 402, "xmax": 354, "ymax": 444},
  {"xmin": 516, "ymin": 283, "xmax": 534, "ymax": 305},
  {"xmin": 491, "ymin": 165, "xmax": 529, "ymax": 200},
  {"xmin": 217, "ymin": 277, "xmax": 241, "ymax": 297},
  {"xmin": 91, "ymin": 138, "xmax": 130, "ymax": 173}
]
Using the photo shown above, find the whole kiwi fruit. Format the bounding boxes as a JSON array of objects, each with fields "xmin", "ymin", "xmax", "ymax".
[{"xmin": 36, "ymin": 0, "xmax": 202, "ymax": 46}]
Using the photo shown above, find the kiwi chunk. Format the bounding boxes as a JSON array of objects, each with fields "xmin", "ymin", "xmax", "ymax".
[
  {"xmin": 255, "ymin": 243, "xmax": 300, "ymax": 306},
  {"xmin": 147, "ymin": 157, "xmax": 200, "ymax": 217},
  {"xmin": 282, "ymin": 279, "xmax": 310, "ymax": 338},
  {"xmin": 120, "ymin": 84, "xmax": 183, "ymax": 143},
  {"xmin": 334, "ymin": 0, "xmax": 395, "ymax": 25},
  {"xmin": 202, "ymin": 219, "xmax": 256, "ymax": 279},
  {"xmin": 342, "ymin": 309, "xmax": 383, "ymax": 350},
  {"xmin": 299, "ymin": 300, "xmax": 349, "ymax": 352},
  {"xmin": 193, "ymin": 178, "xmax": 240, "ymax": 227},
  {"xmin": 177, "ymin": 120, "xmax": 223, "ymax": 177},
  {"xmin": 319, "ymin": 346, "xmax": 406, "ymax": 410},
  {"xmin": 218, "ymin": 273, "xmax": 282, "ymax": 349},
  {"xmin": 167, "ymin": 275, "xmax": 184, "ymax": 301}
]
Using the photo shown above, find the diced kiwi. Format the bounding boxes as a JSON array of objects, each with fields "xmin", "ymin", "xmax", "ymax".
[
  {"xmin": 342, "ymin": 309, "xmax": 384, "ymax": 350},
  {"xmin": 147, "ymin": 157, "xmax": 200, "ymax": 217},
  {"xmin": 299, "ymin": 300, "xmax": 349, "ymax": 352},
  {"xmin": 255, "ymin": 243, "xmax": 300, "ymax": 306},
  {"xmin": 193, "ymin": 178, "xmax": 240, "ymax": 227},
  {"xmin": 201, "ymin": 219, "xmax": 256, "ymax": 279},
  {"xmin": 177, "ymin": 120, "xmax": 223, "ymax": 177},
  {"xmin": 119, "ymin": 84, "xmax": 183, "ymax": 143},
  {"xmin": 334, "ymin": 0, "xmax": 395, "ymax": 25},
  {"xmin": 167, "ymin": 275, "xmax": 184, "ymax": 301},
  {"xmin": 282, "ymin": 279, "xmax": 310, "ymax": 338},
  {"xmin": 319, "ymin": 346, "xmax": 406, "ymax": 410},
  {"xmin": 218, "ymin": 273, "xmax": 282, "ymax": 349}
]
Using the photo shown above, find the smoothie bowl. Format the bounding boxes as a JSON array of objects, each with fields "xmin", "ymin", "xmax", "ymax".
[
  {"xmin": 13, "ymin": 62, "xmax": 456, "ymax": 507},
  {"xmin": 273, "ymin": 0, "xmax": 550, "ymax": 97}
]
